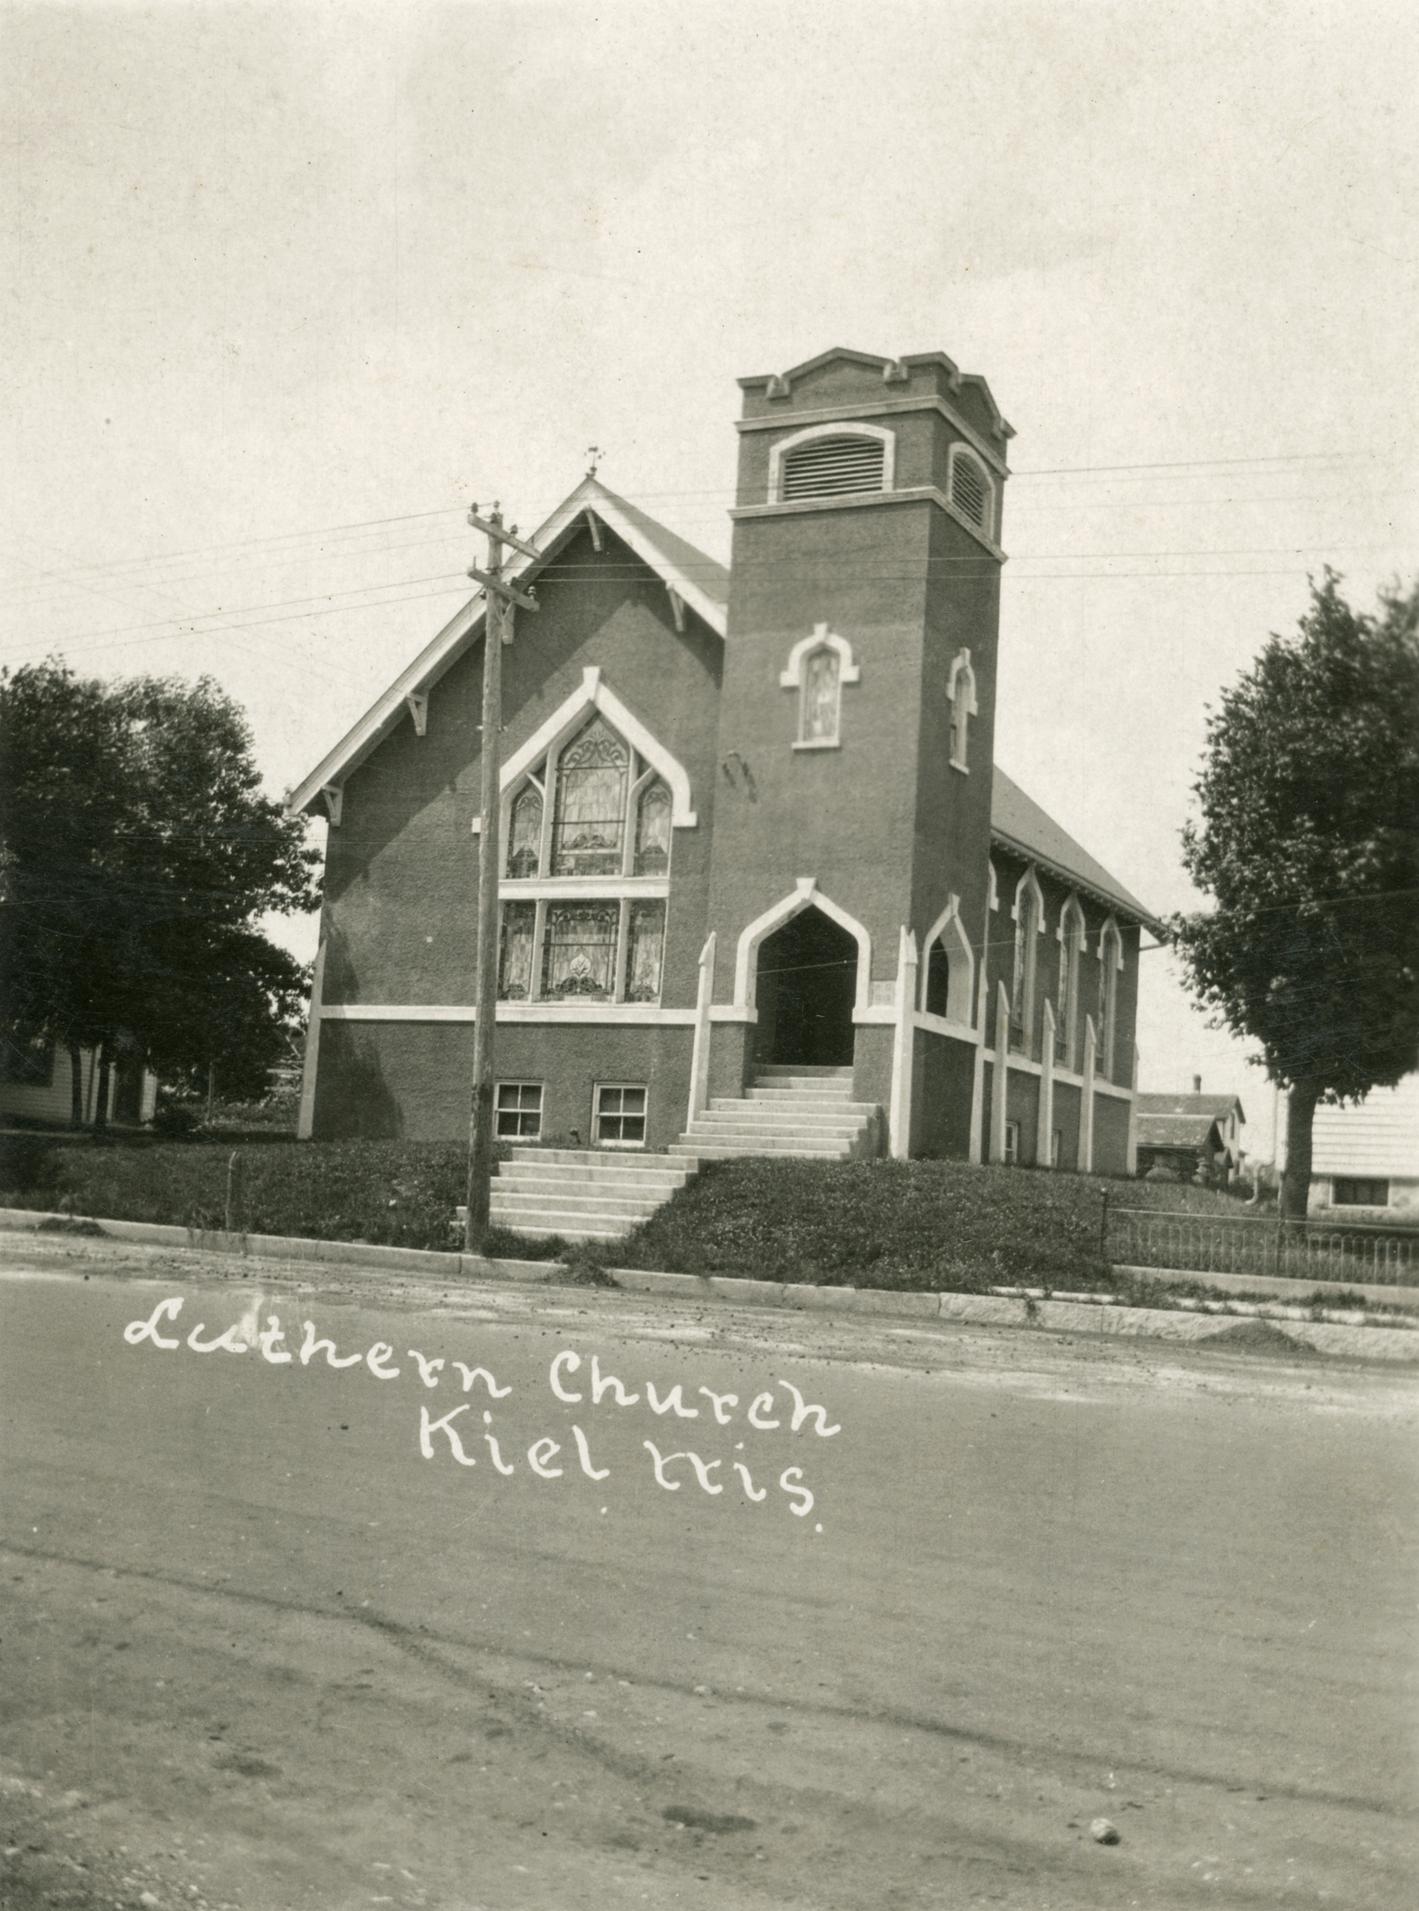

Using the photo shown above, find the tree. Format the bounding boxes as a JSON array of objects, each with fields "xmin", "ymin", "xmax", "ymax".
[
  {"xmin": 0, "ymin": 661, "xmax": 319, "ymax": 1128},
  {"xmin": 1172, "ymin": 572, "xmax": 1419, "ymax": 1217}
]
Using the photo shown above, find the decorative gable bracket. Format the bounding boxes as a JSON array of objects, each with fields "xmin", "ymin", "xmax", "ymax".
[
  {"xmin": 405, "ymin": 693, "xmax": 428, "ymax": 737},
  {"xmin": 321, "ymin": 785, "xmax": 343, "ymax": 827}
]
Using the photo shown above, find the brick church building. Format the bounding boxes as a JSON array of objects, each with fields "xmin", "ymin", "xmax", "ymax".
[{"xmin": 289, "ymin": 347, "xmax": 1160, "ymax": 1216}]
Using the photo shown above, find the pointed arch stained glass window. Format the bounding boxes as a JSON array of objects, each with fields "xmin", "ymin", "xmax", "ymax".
[
  {"xmin": 551, "ymin": 716, "xmax": 628, "ymax": 876},
  {"xmin": 496, "ymin": 706, "xmax": 672, "ymax": 1007}
]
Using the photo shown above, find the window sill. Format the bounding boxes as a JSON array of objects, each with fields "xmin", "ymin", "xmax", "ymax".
[
  {"xmin": 949, "ymin": 758, "xmax": 970, "ymax": 775},
  {"xmin": 498, "ymin": 875, "xmax": 670, "ymax": 899},
  {"xmin": 792, "ymin": 738, "xmax": 841, "ymax": 752}
]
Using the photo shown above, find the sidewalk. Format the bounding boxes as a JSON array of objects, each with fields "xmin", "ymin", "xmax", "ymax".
[{"xmin": 3, "ymin": 1204, "xmax": 1417, "ymax": 1362}]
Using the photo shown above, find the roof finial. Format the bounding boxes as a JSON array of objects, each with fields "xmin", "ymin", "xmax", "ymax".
[{"xmin": 585, "ymin": 445, "xmax": 603, "ymax": 479}]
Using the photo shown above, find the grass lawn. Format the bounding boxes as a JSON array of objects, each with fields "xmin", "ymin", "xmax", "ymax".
[
  {"xmin": 607, "ymin": 1156, "xmax": 1254, "ymax": 1294},
  {"xmin": 0, "ymin": 1126, "xmax": 1262, "ymax": 1292}
]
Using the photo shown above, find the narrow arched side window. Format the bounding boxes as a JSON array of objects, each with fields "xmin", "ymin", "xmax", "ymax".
[
  {"xmin": 1056, "ymin": 896, "xmax": 1086, "ymax": 1068},
  {"xmin": 1098, "ymin": 918, "xmax": 1123, "ymax": 1083},
  {"xmin": 801, "ymin": 645, "xmax": 840, "ymax": 743},
  {"xmin": 1010, "ymin": 870, "xmax": 1044, "ymax": 1055},
  {"xmin": 922, "ymin": 901, "xmax": 975, "ymax": 1025},
  {"xmin": 947, "ymin": 647, "xmax": 977, "ymax": 771},
  {"xmin": 505, "ymin": 781, "xmax": 543, "ymax": 879},
  {"xmin": 780, "ymin": 624, "xmax": 861, "ymax": 750},
  {"xmin": 948, "ymin": 444, "xmax": 995, "ymax": 537},
  {"xmin": 634, "ymin": 780, "xmax": 672, "ymax": 875}
]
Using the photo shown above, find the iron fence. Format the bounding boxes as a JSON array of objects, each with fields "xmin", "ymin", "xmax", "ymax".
[{"xmin": 1106, "ymin": 1206, "xmax": 1419, "ymax": 1287}]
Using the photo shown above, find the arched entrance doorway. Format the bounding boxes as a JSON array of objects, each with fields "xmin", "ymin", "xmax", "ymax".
[{"xmin": 754, "ymin": 905, "xmax": 858, "ymax": 1066}]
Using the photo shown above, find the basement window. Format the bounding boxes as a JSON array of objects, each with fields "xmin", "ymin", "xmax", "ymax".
[
  {"xmin": 1332, "ymin": 1177, "xmax": 1390, "ymax": 1208},
  {"xmin": 495, "ymin": 1081, "xmax": 543, "ymax": 1140},
  {"xmin": 595, "ymin": 1083, "xmax": 647, "ymax": 1148}
]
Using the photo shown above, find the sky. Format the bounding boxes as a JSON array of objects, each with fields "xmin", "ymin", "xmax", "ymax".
[{"xmin": 4, "ymin": 0, "xmax": 1417, "ymax": 1161}]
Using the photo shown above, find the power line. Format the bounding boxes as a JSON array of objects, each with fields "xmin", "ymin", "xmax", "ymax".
[{"xmin": 0, "ymin": 443, "xmax": 1404, "ymax": 590}]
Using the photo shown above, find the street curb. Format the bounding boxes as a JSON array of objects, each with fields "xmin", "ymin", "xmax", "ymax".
[{"xmin": 2, "ymin": 1206, "xmax": 1416, "ymax": 1362}]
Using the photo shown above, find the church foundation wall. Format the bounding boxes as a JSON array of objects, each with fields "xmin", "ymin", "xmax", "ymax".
[
  {"xmin": 910, "ymin": 1028, "xmax": 976, "ymax": 1158},
  {"xmin": 311, "ymin": 1019, "xmax": 694, "ymax": 1152}
]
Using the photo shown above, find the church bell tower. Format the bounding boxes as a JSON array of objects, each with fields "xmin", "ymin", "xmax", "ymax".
[{"xmin": 702, "ymin": 347, "xmax": 1014, "ymax": 1118}]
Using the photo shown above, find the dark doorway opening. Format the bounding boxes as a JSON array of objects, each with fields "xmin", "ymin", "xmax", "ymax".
[{"xmin": 755, "ymin": 906, "xmax": 858, "ymax": 1066}]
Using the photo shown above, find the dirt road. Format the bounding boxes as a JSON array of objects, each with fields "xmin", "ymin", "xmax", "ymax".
[{"xmin": 2, "ymin": 1234, "xmax": 1416, "ymax": 1909}]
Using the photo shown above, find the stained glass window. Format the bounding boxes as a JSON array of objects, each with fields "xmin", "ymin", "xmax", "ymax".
[
  {"xmin": 801, "ymin": 647, "xmax": 840, "ymax": 743},
  {"xmin": 494, "ymin": 709, "xmax": 678, "ymax": 1006},
  {"xmin": 497, "ymin": 901, "xmax": 536, "ymax": 1000},
  {"xmin": 1011, "ymin": 880, "xmax": 1039, "ymax": 1051},
  {"xmin": 1099, "ymin": 923, "xmax": 1121, "ymax": 1082},
  {"xmin": 1057, "ymin": 901, "xmax": 1084, "ymax": 1065},
  {"xmin": 634, "ymin": 782, "xmax": 672, "ymax": 875},
  {"xmin": 551, "ymin": 717, "xmax": 628, "ymax": 875},
  {"xmin": 542, "ymin": 901, "xmax": 619, "ymax": 998},
  {"xmin": 506, "ymin": 784, "xmax": 543, "ymax": 879},
  {"xmin": 949, "ymin": 660, "xmax": 975, "ymax": 769},
  {"xmin": 625, "ymin": 900, "xmax": 666, "ymax": 1002}
]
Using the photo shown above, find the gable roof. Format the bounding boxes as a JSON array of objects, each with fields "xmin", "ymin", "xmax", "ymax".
[
  {"xmin": 286, "ymin": 476, "xmax": 727, "ymax": 816},
  {"xmin": 285, "ymin": 481, "xmax": 1159, "ymax": 938},
  {"xmin": 1136, "ymin": 1112, "xmax": 1227, "ymax": 1150},
  {"xmin": 990, "ymin": 768, "xmax": 1163, "ymax": 934},
  {"xmin": 1138, "ymin": 1092, "xmax": 1246, "ymax": 1124}
]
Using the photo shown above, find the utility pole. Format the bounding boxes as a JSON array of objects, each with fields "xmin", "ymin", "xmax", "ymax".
[{"xmin": 465, "ymin": 501, "xmax": 540, "ymax": 1252}]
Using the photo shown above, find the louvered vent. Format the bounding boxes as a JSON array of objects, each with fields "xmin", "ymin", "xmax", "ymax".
[
  {"xmin": 950, "ymin": 454, "xmax": 989, "ymax": 528},
  {"xmin": 780, "ymin": 434, "xmax": 886, "ymax": 501}
]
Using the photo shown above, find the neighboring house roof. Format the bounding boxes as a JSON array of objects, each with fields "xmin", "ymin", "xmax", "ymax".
[
  {"xmin": 990, "ymin": 768, "xmax": 1164, "ymax": 934},
  {"xmin": 1137, "ymin": 1092, "xmax": 1246, "ymax": 1125},
  {"xmin": 1136, "ymin": 1113, "xmax": 1226, "ymax": 1150},
  {"xmin": 285, "ymin": 484, "xmax": 1161, "ymax": 936}
]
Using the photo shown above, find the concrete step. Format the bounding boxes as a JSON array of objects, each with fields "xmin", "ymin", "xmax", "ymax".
[
  {"xmin": 687, "ymin": 1121, "xmax": 865, "ymax": 1146},
  {"xmin": 672, "ymin": 1131, "xmax": 851, "ymax": 1154},
  {"xmin": 700, "ymin": 1102, "xmax": 866, "ymax": 1125},
  {"xmin": 495, "ymin": 1219, "xmax": 629, "ymax": 1242},
  {"xmin": 498, "ymin": 1159, "xmax": 693, "ymax": 1191},
  {"xmin": 457, "ymin": 1202, "xmax": 631, "ymax": 1243},
  {"xmin": 492, "ymin": 1192, "xmax": 664, "ymax": 1223},
  {"xmin": 669, "ymin": 1140, "xmax": 849, "ymax": 1160},
  {"xmin": 738, "ymin": 1088, "xmax": 869, "ymax": 1107},
  {"xmin": 750, "ymin": 1079, "xmax": 854, "ymax": 1094},
  {"xmin": 503, "ymin": 1147, "xmax": 684, "ymax": 1171},
  {"xmin": 753, "ymin": 1065, "xmax": 854, "ymax": 1079}
]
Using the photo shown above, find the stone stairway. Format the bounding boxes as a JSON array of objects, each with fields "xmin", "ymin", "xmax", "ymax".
[
  {"xmin": 486, "ymin": 1147, "xmax": 698, "ymax": 1243},
  {"xmin": 671, "ymin": 1065, "xmax": 881, "ymax": 1161},
  {"xmin": 475, "ymin": 1068, "xmax": 881, "ymax": 1245}
]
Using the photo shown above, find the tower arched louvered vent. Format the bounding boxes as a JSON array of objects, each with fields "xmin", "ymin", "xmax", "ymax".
[
  {"xmin": 950, "ymin": 451, "xmax": 989, "ymax": 527},
  {"xmin": 780, "ymin": 433, "xmax": 887, "ymax": 501}
]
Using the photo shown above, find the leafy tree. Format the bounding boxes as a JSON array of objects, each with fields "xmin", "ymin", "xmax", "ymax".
[
  {"xmin": 1173, "ymin": 572, "xmax": 1419, "ymax": 1217},
  {"xmin": 0, "ymin": 661, "xmax": 319, "ymax": 1128}
]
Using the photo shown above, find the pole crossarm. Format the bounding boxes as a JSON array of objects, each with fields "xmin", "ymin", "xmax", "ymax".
[
  {"xmin": 466, "ymin": 510, "xmax": 541, "ymax": 561},
  {"xmin": 467, "ymin": 564, "xmax": 539, "ymax": 611}
]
